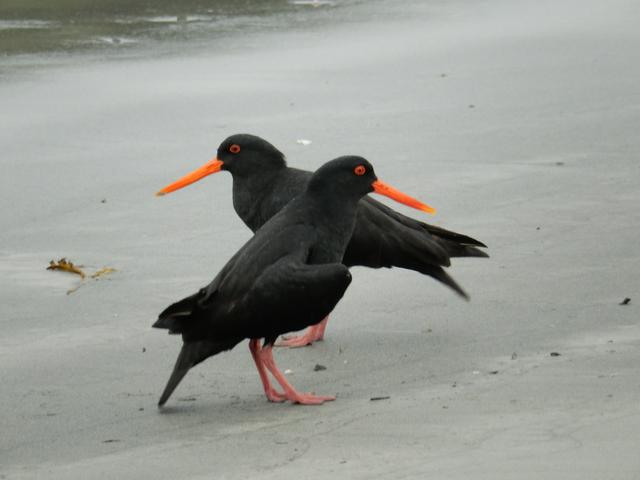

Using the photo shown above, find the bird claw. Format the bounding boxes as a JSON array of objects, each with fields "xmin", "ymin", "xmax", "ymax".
[
  {"xmin": 265, "ymin": 388, "xmax": 287, "ymax": 403},
  {"xmin": 276, "ymin": 335, "xmax": 316, "ymax": 348},
  {"xmin": 289, "ymin": 393, "xmax": 335, "ymax": 405},
  {"xmin": 276, "ymin": 327, "xmax": 324, "ymax": 348},
  {"xmin": 264, "ymin": 381, "xmax": 334, "ymax": 405}
]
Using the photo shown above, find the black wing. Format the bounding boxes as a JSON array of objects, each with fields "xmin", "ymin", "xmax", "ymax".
[
  {"xmin": 342, "ymin": 196, "xmax": 488, "ymax": 298},
  {"xmin": 154, "ymin": 203, "xmax": 350, "ymax": 342},
  {"xmin": 238, "ymin": 253, "xmax": 352, "ymax": 344}
]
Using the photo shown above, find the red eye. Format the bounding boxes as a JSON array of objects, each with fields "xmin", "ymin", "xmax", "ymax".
[
  {"xmin": 354, "ymin": 165, "xmax": 366, "ymax": 176},
  {"xmin": 229, "ymin": 144, "xmax": 241, "ymax": 154}
]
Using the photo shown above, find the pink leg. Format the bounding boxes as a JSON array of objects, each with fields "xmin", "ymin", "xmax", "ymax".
[
  {"xmin": 315, "ymin": 316, "xmax": 328, "ymax": 338},
  {"xmin": 257, "ymin": 343, "xmax": 335, "ymax": 405},
  {"xmin": 249, "ymin": 339, "xmax": 286, "ymax": 402},
  {"xmin": 276, "ymin": 316, "xmax": 329, "ymax": 348}
]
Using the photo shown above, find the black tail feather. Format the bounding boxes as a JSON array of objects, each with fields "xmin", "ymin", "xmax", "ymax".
[
  {"xmin": 153, "ymin": 290, "xmax": 204, "ymax": 333},
  {"xmin": 158, "ymin": 340, "xmax": 236, "ymax": 407}
]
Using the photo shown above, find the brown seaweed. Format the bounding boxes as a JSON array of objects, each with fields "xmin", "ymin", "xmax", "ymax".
[
  {"xmin": 91, "ymin": 267, "xmax": 116, "ymax": 278},
  {"xmin": 47, "ymin": 259, "xmax": 116, "ymax": 294},
  {"xmin": 47, "ymin": 258, "xmax": 85, "ymax": 279}
]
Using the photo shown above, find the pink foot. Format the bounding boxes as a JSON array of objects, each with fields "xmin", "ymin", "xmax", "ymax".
[
  {"xmin": 264, "ymin": 387, "xmax": 287, "ymax": 403},
  {"xmin": 286, "ymin": 392, "xmax": 336, "ymax": 405},
  {"xmin": 277, "ymin": 328, "xmax": 321, "ymax": 348},
  {"xmin": 258, "ymin": 343, "xmax": 335, "ymax": 405},
  {"xmin": 277, "ymin": 317, "xmax": 328, "ymax": 348}
]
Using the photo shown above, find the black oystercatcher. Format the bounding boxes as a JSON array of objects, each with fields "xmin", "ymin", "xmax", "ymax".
[
  {"xmin": 154, "ymin": 156, "xmax": 435, "ymax": 406},
  {"xmin": 157, "ymin": 134, "xmax": 487, "ymax": 347}
]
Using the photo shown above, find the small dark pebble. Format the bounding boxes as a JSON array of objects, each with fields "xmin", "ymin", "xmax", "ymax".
[
  {"xmin": 536, "ymin": 226, "xmax": 540, "ymax": 230},
  {"xmin": 314, "ymin": 364, "xmax": 327, "ymax": 372},
  {"xmin": 142, "ymin": 347, "xmax": 146, "ymax": 353},
  {"xmin": 468, "ymin": 104, "xmax": 475, "ymax": 108},
  {"xmin": 440, "ymin": 73, "xmax": 447, "ymax": 77},
  {"xmin": 102, "ymin": 439, "xmax": 120, "ymax": 443},
  {"xmin": 555, "ymin": 161, "xmax": 564, "ymax": 166},
  {"xmin": 489, "ymin": 370, "xmax": 499, "ymax": 375},
  {"xmin": 620, "ymin": 297, "xmax": 631, "ymax": 305},
  {"xmin": 370, "ymin": 396, "xmax": 390, "ymax": 401},
  {"xmin": 550, "ymin": 352, "xmax": 561, "ymax": 357},
  {"xmin": 138, "ymin": 407, "xmax": 144, "ymax": 411},
  {"xmin": 101, "ymin": 199, "xmax": 107, "ymax": 203},
  {"xmin": 511, "ymin": 352, "xmax": 518, "ymax": 360}
]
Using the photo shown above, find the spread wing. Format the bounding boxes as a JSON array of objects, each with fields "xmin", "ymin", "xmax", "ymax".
[{"xmin": 342, "ymin": 196, "xmax": 487, "ymax": 298}]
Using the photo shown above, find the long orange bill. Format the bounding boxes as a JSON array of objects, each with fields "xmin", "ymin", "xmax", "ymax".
[
  {"xmin": 156, "ymin": 159, "xmax": 224, "ymax": 196},
  {"xmin": 372, "ymin": 179, "xmax": 436, "ymax": 215}
]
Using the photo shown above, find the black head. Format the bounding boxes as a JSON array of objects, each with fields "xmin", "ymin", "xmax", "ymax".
[
  {"xmin": 307, "ymin": 156, "xmax": 436, "ymax": 215},
  {"xmin": 307, "ymin": 156, "xmax": 377, "ymax": 201},
  {"xmin": 217, "ymin": 134, "xmax": 286, "ymax": 177},
  {"xmin": 156, "ymin": 133, "xmax": 287, "ymax": 196}
]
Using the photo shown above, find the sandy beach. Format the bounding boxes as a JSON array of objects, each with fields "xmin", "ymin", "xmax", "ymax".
[{"xmin": 1, "ymin": 0, "xmax": 639, "ymax": 478}]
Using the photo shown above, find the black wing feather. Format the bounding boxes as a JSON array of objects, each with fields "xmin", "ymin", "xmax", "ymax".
[
  {"xmin": 240, "ymin": 255, "xmax": 352, "ymax": 343},
  {"xmin": 342, "ymin": 196, "xmax": 487, "ymax": 298}
]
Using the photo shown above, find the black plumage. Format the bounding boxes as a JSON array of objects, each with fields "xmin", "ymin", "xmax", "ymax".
[
  {"xmin": 158, "ymin": 134, "xmax": 487, "ymax": 346},
  {"xmin": 154, "ymin": 156, "xmax": 433, "ymax": 406}
]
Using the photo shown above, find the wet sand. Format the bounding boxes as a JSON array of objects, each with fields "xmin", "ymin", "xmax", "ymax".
[{"xmin": 1, "ymin": 0, "xmax": 639, "ymax": 478}]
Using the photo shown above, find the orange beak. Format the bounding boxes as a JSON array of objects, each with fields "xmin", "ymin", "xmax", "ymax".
[
  {"xmin": 156, "ymin": 159, "xmax": 224, "ymax": 196},
  {"xmin": 372, "ymin": 180, "xmax": 436, "ymax": 215}
]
